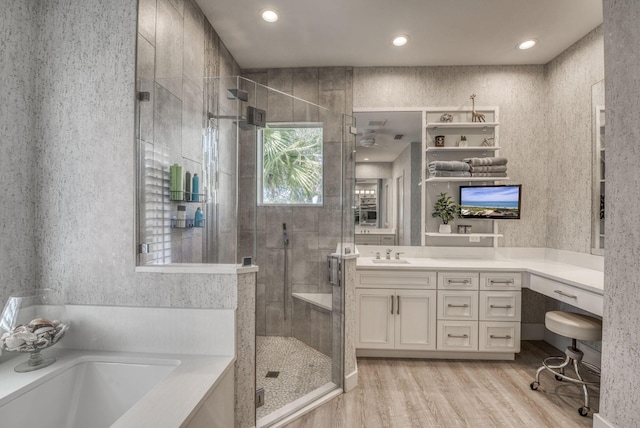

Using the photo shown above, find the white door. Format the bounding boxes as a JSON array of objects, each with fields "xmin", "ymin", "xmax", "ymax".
[
  {"xmin": 355, "ymin": 289, "xmax": 394, "ymax": 349},
  {"xmin": 395, "ymin": 289, "xmax": 437, "ymax": 350}
]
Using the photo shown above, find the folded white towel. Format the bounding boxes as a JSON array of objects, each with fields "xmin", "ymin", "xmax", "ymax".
[
  {"xmin": 429, "ymin": 170, "xmax": 472, "ymax": 178},
  {"xmin": 469, "ymin": 165, "xmax": 508, "ymax": 173},
  {"xmin": 463, "ymin": 157, "xmax": 508, "ymax": 166},
  {"xmin": 470, "ymin": 172, "xmax": 508, "ymax": 177},
  {"xmin": 428, "ymin": 161, "xmax": 471, "ymax": 171}
]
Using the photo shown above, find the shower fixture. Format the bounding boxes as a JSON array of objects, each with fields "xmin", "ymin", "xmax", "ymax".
[{"xmin": 226, "ymin": 88, "xmax": 248, "ymax": 101}]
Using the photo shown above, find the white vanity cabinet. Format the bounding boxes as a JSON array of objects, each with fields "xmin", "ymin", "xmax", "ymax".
[
  {"xmin": 356, "ymin": 267, "xmax": 522, "ymax": 359},
  {"xmin": 355, "ymin": 270, "xmax": 437, "ymax": 351},
  {"xmin": 436, "ymin": 272, "xmax": 480, "ymax": 351}
]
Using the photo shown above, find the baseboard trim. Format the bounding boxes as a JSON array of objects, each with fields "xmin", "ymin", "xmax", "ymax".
[
  {"xmin": 344, "ymin": 368, "xmax": 358, "ymax": 392},
  {"xmin": 593, "ymin": 413, "xmax": 616, "ymax": 428},
  {"xmin": 521, "ymin": 323, "xmax": 545, "ymax": 340},
  {"xmin": 356, "ymin": 349, "xmax": 514, "ymax": 360}
]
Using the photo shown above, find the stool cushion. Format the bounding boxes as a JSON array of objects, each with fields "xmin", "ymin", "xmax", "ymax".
[{"xmin": 545, "ymin": 311, "xmax": 602, "ymax": 341}]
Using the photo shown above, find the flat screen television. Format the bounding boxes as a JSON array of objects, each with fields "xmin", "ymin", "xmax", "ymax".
[{"xmin": 459, "ymin": 185, "xmax": 521, "ymax": 219}]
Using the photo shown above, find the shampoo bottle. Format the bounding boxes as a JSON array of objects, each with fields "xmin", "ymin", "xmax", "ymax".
[
  {"xmin": 192, "ymin": 174, "xmax": 200, "ymax": 201},
  {"xmin": 185, "ymin": 171, "xmax": 191, "ymax": 201},
  {"xmin": 177, "ymin": 205, "xmax": 186, "ymax": 228},
  {"xmin": 194, "ymin": 207, "xmax": 204, "ymax": 227}
]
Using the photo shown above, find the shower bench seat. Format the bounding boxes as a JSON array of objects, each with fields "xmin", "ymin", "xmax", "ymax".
[{"xmin": 292, "ymin": 293, "xmax": 333, "ymax": 357}]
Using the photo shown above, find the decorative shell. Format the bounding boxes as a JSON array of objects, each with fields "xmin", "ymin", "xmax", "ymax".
[
  {"xmin": 0, "ymin": 317, "xmax": 68, "ymax": 352},
  {"xmin": 440, "ymin": 113, "xmax": 453, "ymax": 123}
]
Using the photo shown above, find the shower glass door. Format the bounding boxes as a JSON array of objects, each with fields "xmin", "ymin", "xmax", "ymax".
[{"xmin": 242, "ymin": 78, "xmax": 348, "ymax": 427}]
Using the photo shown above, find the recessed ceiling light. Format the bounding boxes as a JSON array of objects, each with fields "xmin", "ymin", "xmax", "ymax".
[
  {"xmin": 261, "ymin": 9, "xmax": 279, "ymax": 23},
  {"xmin": 364, "ymin": 158, "xmax": 369, "ymax": 161},
  {"xmin": 518, "ymin": 39, "xmax": 536, "ymax": 50},
  {"xmin": 392, "ymin": 35, "xmax": 409, "ymax": 47}
]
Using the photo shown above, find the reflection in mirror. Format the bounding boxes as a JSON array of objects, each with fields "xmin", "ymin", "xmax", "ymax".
[
  {"xmin": 354, "ymin": 111, "xmax": 422, "ymax": 246},
  {"xmin": 591, "ymin": 79, "xmax": 605, "ymax": 255}
]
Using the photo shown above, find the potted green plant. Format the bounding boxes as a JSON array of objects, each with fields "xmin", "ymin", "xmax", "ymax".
[
  {"xmin": 432, "ymin": 192, "xmax": 460, "ymax": 233},
  {"xmin": 458, "ymin": 135, "xmax": 468, "ymax": 147}
]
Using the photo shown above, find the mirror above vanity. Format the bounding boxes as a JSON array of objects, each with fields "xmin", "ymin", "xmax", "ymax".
[{"xmin": 354, "ymin": 110, "xmax": 422, "ymax": 246}]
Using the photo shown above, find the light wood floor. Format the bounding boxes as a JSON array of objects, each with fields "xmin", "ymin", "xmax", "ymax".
[{"xmin": 284, "ymin": 341, "xmax": 599, "ymax": 428}]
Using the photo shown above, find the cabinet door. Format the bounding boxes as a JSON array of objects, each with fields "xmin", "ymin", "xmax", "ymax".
[
  {"xmin": 437, "ymin": 321, "xmax": 478, "ymax": 351},
  {"xmin": 480, "ymin": 272, "xmax": 522, "ymax": 291},
  {"xmin": 395, "ymin": 289, "xmax": 437, "ymax": 350},
  {"xmin": 437, "ymin": 290, "xmax": 478, "ymax": 320},
  {"xmin": 479, "ymin": 291, "xmax": 521, "ymax": 321},
  {"xmin": 479, "ymin": 322, "xmax": 521, "ymax": 352},
  {"xmin": 438, "ymin": 272, "xmax": 479, "ymax": 290},
  {"xmin": 355, "ymin": 289, "xmax": 394, "ymax": 349}
]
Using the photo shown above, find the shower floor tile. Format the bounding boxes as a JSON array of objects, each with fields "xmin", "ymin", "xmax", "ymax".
[{"xmin": 256, "ymin": 336, "xmax": 332, "ymax": 420}]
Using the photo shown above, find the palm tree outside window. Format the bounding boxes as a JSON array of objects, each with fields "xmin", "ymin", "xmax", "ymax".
[{"xmin": 258, "ymin": 123, "xmax": 323, "ymax": 205}]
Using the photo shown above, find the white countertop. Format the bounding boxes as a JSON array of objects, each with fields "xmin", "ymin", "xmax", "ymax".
[{"xmin": 357, "ymin": 257, "xmax": 604, "ymax": 295}]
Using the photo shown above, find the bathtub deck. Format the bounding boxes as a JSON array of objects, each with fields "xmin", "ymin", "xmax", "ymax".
[{"xmin": 0, "ymin": 348, "xmax": 234, "ymax": 427}]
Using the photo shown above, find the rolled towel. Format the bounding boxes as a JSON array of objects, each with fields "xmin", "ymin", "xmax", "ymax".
[
  {"xmin": 463, "ymin": 157, "xmax": 508, "ymax": 166},
  {"xmin": 469, "ymin": 165, "xmax": 508, "ymax": 173},
  {"xmin": 470, "ymin": 172, "xmax": 508, "ymax": 177},
  {"xmin": 428, "ymin": 161, "xmax": 470, "ymax": 171},
  {"xmin": 429, "ymin": 170, "xmax": 472, "ymax": 178}
]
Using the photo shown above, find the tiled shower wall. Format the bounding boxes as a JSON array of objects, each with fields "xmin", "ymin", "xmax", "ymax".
[
  {"xmin": 137, "ymin": 0, "xmax": 241, "ymax": 264},
  {"xmin": 241, "ymin": 68, "xmax": 354, "ymax": 336}
]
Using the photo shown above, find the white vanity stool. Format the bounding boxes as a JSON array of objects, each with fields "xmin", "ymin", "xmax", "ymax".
[{"xmin": 530, "ymin": 311, "xmax": 602, "ymax": 417}]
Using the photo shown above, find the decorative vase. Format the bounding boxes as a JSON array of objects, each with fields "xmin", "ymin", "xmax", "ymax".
[{"xmin": 439, "ymin": 224, "xmax": 451, "ymax": 234}]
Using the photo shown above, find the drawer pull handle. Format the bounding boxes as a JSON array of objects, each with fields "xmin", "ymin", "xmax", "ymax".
[
  {"xmin": 489, "ymin": 279, "xmax": 514, "ymax": 284},
  {"xmin": 447, "ymin": 279, "xmax": 470, "ymax": 284},
  {"xmin": 490, "ymin": 305, "xmax": 512, "ymax": 309},
  {"xmin": 447, "ymin": 334, "xmax": 469, "ymax": 338},
  {"xmin": 447, "ymin": 304, "xmax": 469, "ymax": 308},
  {"xmin": 490, "ymin": 335, "xmax": 512, "ymax": 340},
  {"xmin": 554, "ymin": 290, "xmax": 577, "ymax": 299}
]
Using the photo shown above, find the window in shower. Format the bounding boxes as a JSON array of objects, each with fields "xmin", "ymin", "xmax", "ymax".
[{"xmin": 258, "ymin": 123, "xmax": 323, "ymax": 205}]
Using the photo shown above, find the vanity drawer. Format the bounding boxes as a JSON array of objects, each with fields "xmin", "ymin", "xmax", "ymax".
[
  {"xmin": 357, "ymin": 270, "xmax": 437, "ymax": 289},
  {"xmin": 437, "ymin": 272, "xmax": 479, "ymax": 290},
  {"xmin": 529, "ymin": 274, "xmax": 603, "ymax": 316},
  {"xmin": 480, "ymin": 272, "xmax": 522, "ymax": 291},
  {"xmin": 437, "ymin": 321, "xmax": 478, "ymax": 351},
  {"xmin": 380, "ymin": 235, "xmax": 396, "ymax": 245},
  {"xmin": 479, "ymin": 291, "xmax": 521, "ymax": 321},
  {"xmin": 479, "ymin": 322, "xmax": 521, "ymax": 352},
  {"xmin": 437, "ymin": 291, "xmax": 478, "ymax": 320}
]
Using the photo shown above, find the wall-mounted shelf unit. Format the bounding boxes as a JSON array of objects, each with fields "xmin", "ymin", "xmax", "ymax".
[
  {"xmin": 426, "ymin": 146, "xmax": 501, "ymax": 153},
  {"xmin": 425, "ymin": 233, "xmax": 504, "ymax": 238},
  {"xmin": 425, "ymin": 177, "xmax": 510, "ymax": 183},
  {"xmin": 423, "ymin": 107, "xmax": 505, "ymax": 248},
  {"xmin": 426, "ymin": 122, "xmax": 499, "ymax": 130}
]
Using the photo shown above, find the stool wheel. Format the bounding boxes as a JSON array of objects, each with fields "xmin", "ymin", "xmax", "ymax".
[
  {"xmin": 555, "ymin": 374, "xmax": 563, "ymax": 381},
  {"xmin": 578, "ymin": 406, "xmax": 590, "ymax": 417},
  {"xmin": 530, "ymin": 381, "xmax": 539, "ymax": 390}
]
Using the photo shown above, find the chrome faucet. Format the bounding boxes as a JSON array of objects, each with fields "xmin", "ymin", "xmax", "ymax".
[
  {"xmin": 395, "ymin": 252, "xmax": 404, "ymax": 260},
  {"xmin": 385, "ymin": 249, "xmax": 392, "ymax": 260}
]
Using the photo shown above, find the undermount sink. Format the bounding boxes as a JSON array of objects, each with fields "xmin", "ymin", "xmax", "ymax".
[{"xmin": 372, "ymin": 259, "xmax": 410, "ymax": 264}]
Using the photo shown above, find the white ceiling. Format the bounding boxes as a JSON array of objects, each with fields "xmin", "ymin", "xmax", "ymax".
[{"xmin": 196, "ymin": 0, "xmax": 602, "ymax": 69}]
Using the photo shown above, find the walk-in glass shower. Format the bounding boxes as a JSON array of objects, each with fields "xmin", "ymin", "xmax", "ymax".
[{"xmin": 135, "ymin": 76, "xmax": 355, "ymax": 426}]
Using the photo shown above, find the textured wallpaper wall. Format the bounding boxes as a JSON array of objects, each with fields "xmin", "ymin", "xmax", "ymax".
[
  {"xmin": 0, "ymin": 1, "xmax": 38, "ymax": 307},
  {"xmin": 601, "ymin": 1, "xmax": 640, "ymax": 426},
  {"xmin": 354, "ymin": 65, "xmax": 549, "ymax": 248},
  {"xmin": 545, "ymin": 26, "xmax": 605, "ymax": 253}
]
